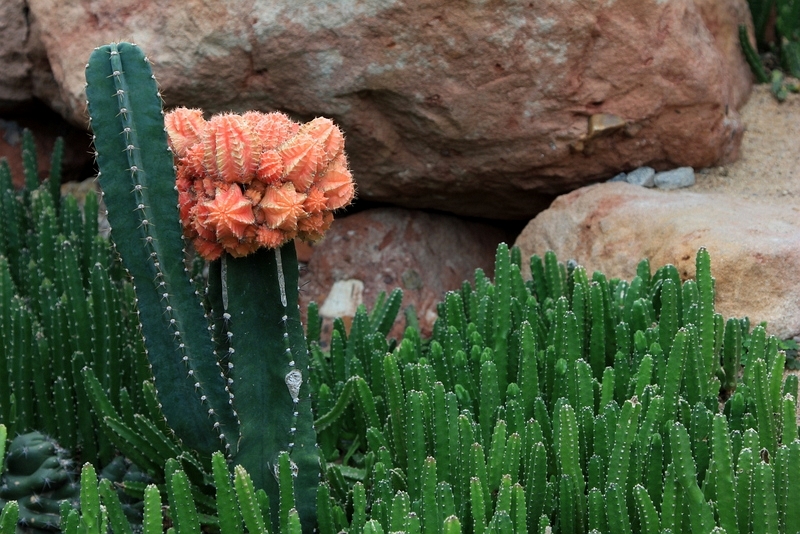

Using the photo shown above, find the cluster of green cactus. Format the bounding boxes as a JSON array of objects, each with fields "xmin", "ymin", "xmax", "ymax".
[
  {"xmin": 2, "ymin": 450, "xmax": 305, "ymax": 534},
  {"xmin": 0, "ymin": 127, "xmax": 154, "ymax": 468},
  {"xmin": 740, "ymin": 0, "xmax": 800, "ymax": 100},
  {"xmin": 0, "ymin": 430, "xmax": 79, "ymax": 532},
  {"xmin": 0, "ymin": 243, "xmax": 786, "ymax": 534},
  {"xmin": 301, "ymin": 244, "xmax": 800, "ymax": 534}
]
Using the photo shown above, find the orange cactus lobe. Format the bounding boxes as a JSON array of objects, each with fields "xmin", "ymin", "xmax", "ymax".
[
  {"xmin": 298, "ymin": 211, "xmax": 334, "ymax": 242},
  {"xmin": 257, "ymin": 150, "xmax": 284, "ymax": 185},
  {"xmin": 255, "ymin": 226, "xmax": 287, "ymax": 249},
  {"xmin": 250, "ymin": 112, "xmax": 295, "ymax": 152},
  {"xmin": 316, "ymin": 155, "xmax": 355, "ymax": 209},
  {"xmin": 279, "ymin": 133, "xmax": 321, "ymax": 192},
  {"xmin": 190, "ymin": 203, "xmax": 216, "ymax": 241},
  {"xmin": 182, "ymin": 144, "xmax": 206, "ymax": 177},
  {"xmin": 164, "ymin": 107, "xmax": 206, "ymax": 158},
  {"xmin": 303, "ymin": 187, "xmax": 328, "ymax": 214},
  {"xmin": 193, "ymin": 236, "xmax": 224, "ymax": 261},
  {"xmin": 300, "ymin": 117, "xmax": 344, "ymax": 165},
  {"xmin": 258, "ymin": 182, "xmax": 307, "ymax": 231},
  {"xmin": 203, "ymin": 185, "xmax": 255, "ymax": 239},
  {"xmin": 210, "ymin": 114, "xmax": 255, "ymax": 184}
]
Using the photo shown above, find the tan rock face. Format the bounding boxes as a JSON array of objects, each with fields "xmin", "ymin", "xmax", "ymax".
[
  {"xmin": 299, "ymin": 208, "xmax": 507, "ymax": 340},
  {"xmin": 514, "ymin": 182, "xmax": 800, "ymax": 339},
  {"xmin": 25, "ymin": 0, "xmax": 751, "ymax": 218}
]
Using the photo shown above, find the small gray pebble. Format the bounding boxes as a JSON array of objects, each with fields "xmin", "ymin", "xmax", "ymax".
[
  {"xmin": 608, "ymin": 172, "xmax": 627, "ymax": 183},
  {"xmin": 626, "ymin": 166, "xmax": 656, "ymax": 187},
  {"xmin": 654, "ymin": 167, "xmax": 695, "ymax": 189}
]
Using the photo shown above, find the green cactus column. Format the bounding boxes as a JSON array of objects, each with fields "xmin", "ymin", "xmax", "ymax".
[
  {"xmin": 220, "ymin": 244, "xmax": 318, "ymax": 529},
  {"xmin": 85, "ymin": 42, "xmax": 238, "ymax": 456}
]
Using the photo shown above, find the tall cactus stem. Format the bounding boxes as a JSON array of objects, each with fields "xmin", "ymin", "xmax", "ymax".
[{"xmin": 85, "ymin": 42, "xmax": 237, "ymax": 455}]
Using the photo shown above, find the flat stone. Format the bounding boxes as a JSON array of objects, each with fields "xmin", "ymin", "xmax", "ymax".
[
  {"xmin": 655, "ymin": 167, "xmax": 696, "ymax": 189},
  {"xmin": 608, "ymin": 172, "xmax": 627, "ymax": 183},
  {"xmin": 514, "ymin": 182, "xmax": 800, "ymax": 339},
  {"xmin": 318, "ymin": 279, "xmax": 364, "ymax": 319},
  {"xmin": 626, "ymin": 166, "xmax": 656, "ymax": 187}
]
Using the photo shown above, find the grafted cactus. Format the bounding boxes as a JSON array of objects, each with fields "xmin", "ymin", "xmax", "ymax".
[{"xmin": 84, "ymin": 42, "xmax": 354, "ymax": 531}]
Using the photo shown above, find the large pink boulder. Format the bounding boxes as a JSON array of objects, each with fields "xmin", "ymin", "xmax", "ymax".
[
  {"xmin": 25, "ymin": 0, "xmax": 752, "ymax": 218},
  {"xmin": 514, "ymin": 182, "xmax": 800, "ymax": 339}
]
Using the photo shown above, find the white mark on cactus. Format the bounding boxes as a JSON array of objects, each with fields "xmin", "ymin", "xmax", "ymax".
[
  {"xmin": 285, "ymin": 370, "xmax": 303, "ymax": 402},
  {"xmin": 275, "ymin": 247, "xmax": 288, "ymax": 307},
  {"xmin": 221, "ymin": 255, "xmax": 229, "ymax": 311},
  {"xmin": 272, "ymin": 458, "xmax": 299, "ymax": 481}
]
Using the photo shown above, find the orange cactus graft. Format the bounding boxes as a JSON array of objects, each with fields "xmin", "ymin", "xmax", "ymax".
[{"xmin": 165, "ymin": 107, "xmax": 355, "ymax": 260}]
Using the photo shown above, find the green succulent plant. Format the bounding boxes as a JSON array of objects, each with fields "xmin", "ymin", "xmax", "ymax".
[
  {"xmin": 740, "ymin": 0, "xmax": 800, "ymax": 99},
  {"xmin": 0, "ymin": 432, "xmax": 79, "ymax": 532}
]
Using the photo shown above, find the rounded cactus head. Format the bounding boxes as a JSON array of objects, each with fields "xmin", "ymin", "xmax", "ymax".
[{"xmin": 165, "ymin": 108, "xmax": 356, "ymax": 260}]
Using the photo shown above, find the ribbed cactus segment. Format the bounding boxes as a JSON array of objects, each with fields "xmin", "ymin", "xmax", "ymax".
[
  {"xmin": 671, "ymin": 422, "xmax": 716, "ymax": 533},
  {"xmin": 221, "ymin": 244, "xmax": 318, "ymax": 527},
  {"xmin": 0, "ymin": 500, "xmax": 18, "ymax": 534},
  {"xmin": 753, "ymin": 461, "xmax": 780, "ymax": 534},
  {"xmin": 633, "ymin": 484, "xmax": 660, "ymax": 534},
  {"xmin": 712, "ymin": 415, "xmax": 739, "ymax": 534},
  {"xmin": 695, "ymin": 248, "xmax": 716, "ymax": 382},
  {"xmin": 85, "ymin": 42, "xmax": 236, "ymax": 455}
]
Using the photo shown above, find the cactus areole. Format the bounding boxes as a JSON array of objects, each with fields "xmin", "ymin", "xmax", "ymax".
[{"xmin": 85, "ymin": 42, "xmax": 354, "ymax": 531}]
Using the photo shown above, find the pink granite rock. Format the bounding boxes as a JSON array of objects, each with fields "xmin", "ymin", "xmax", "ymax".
[
  {"xmin": 514, "ymin": 182, "xmax": 800, "ymax": 339},
  {"xmin": 24, "ymin": 0, "xmax": 752, "ymax": 218},
  {"xmin": 299, "ymin": 208, "xmax": 507, "ymax": 340}
]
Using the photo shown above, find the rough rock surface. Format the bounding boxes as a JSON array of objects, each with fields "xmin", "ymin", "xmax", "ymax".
[
  {"xmin": 0, "ymin": 0, "xmax": 32, "ymax": 111},
  {"xmin": 23, "ymin": 0, "xmax": 752, "ymax": 218},
  {"xmin": 514, "ymin": 182, "xmax": 800, "ymax": 339},
  {"xmin": 299, "ymin": 208, "xmax": 507, "ymax": 340}
]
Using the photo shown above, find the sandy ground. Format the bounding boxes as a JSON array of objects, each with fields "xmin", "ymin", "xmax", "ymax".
[
  {"xmin": 709, "ymin": 84, "xmax": 800, "ymax": 411},
  {"xmin": 693, "ymin": 83, "xmax": 800, "ymax": 200}
]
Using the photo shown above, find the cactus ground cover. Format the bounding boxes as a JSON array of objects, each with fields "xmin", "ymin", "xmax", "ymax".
[{"xmin": 0, "ymin": 41, "xmax": 799, "ymax": 534}]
